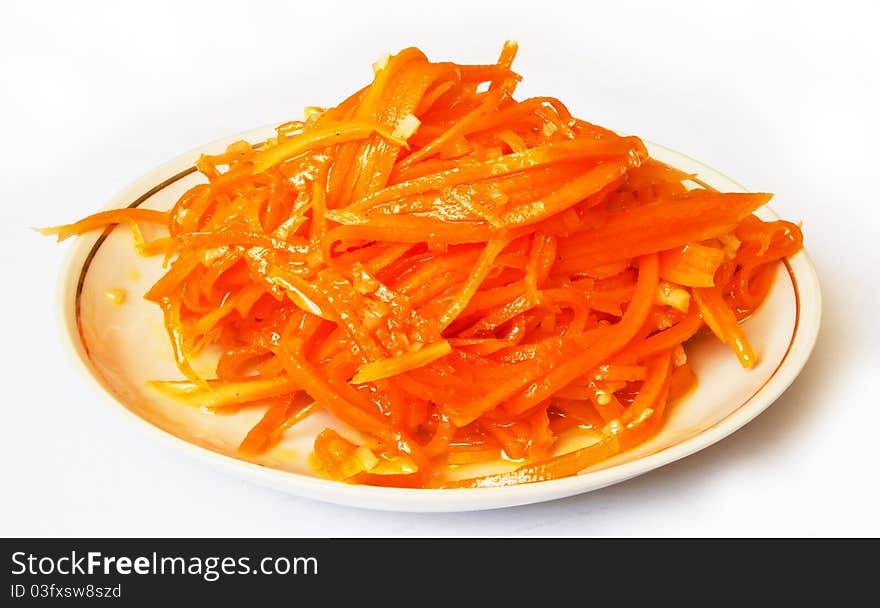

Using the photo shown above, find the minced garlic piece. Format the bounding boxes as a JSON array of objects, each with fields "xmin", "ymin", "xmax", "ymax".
[
  {"xmin": 542, "ymin": 121, "xmax": 558, "ymax": 136},
  {"xmin": 655, "ymin": 280, "xmax": 690, "ymax": 313},
  {"xmin": 372, "ymin": 53, "xmax": 390, "ymax": 74},
  {"xmin": 105, "ymin": 288, "xmax": 126, "ymax": 305},
  {"xmin": 673, "ymin": 344, "xmax": 688, "ymax": 367},
  {"xmin": 392, "ymin": 113, "xmax": 421, "ymax": 141},
  {"xmin": 303, "ymin": 106, "xmax": 325, "ymax": 119}
]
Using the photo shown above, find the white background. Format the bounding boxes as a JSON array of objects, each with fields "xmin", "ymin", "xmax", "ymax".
[{"xmin": 1, "ymin": 0, "xmax": 878, "ymax": 536}]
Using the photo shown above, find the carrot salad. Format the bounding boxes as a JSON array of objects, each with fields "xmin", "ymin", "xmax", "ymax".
[{"xmin": 44, "ymin": 43, "xmax": 803, "ymax": 488}]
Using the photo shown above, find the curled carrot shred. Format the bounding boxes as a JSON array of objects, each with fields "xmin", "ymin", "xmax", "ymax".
[{"xmin": 46, "ymin": 43, "xmax": 804, "ymax": 488}]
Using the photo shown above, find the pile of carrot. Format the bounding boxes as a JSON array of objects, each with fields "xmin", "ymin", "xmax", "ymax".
[{"xmin": 45, "ymin": 42, "xmax": 803, "ymax": 488}]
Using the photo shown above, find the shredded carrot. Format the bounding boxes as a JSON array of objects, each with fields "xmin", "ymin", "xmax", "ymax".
[
  {"xmin": 47, "ymin": 43, "xmax": 804, "ymax": 488},
  {"xmin": 352, "ymin": 340, "xmax": 453, "ymax": 384}
]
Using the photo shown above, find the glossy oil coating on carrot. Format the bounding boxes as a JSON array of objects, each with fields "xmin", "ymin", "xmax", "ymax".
[{"xmin": 44, "ymin": 42, "xmax": 804, "ymax": 488}]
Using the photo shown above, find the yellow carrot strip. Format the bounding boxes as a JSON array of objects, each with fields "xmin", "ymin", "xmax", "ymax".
[
  {"xmin": 150, "ymin": 375, "xmax": 300, "ymax": 409},
  {"xmin": 158, "ymin": 297, "xmax": 208, "ymax": 390},
  {"xmin": 659, "ymin": 242, "xmax": 726, "ymax": 287},
  {"xmin": 40, "ymin": 209, "xmax": 170, "ymax": 242},
  {"xmin": 309, "ymin": 159, "xmax": 331, "ymax": 244},
  {"xmin": 352, "ymin": 341, "xmax": 453, "ymax": 384}
]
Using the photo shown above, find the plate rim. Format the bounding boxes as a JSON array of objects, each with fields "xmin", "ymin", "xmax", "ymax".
[{"xmin": 56, "ymin": 127, "xmax": 822, "ymax": 512}]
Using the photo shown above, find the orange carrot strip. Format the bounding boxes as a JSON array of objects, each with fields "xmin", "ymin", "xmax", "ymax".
[
  {"xmin": 253, "ymin": 121, "xmax": 404, "ymax": 173},
  {"xmin": 692, "ymin": 285, "xmax": 757, "ymax": 368},
  {"xmin": 40, "ymin": 209, "xmax": 170, "ymax": 242},
  {"xmin": 443, "ymin": 352, "xmax": 671, "ymax": 487},
  {"xmin": 503, "ymin": 253, "xmax": 660, "ymax": 415},
  {"xmin": 439, "ymin": 236, "xmax": 509, "ymax": 329},
  {"xmin": 44, "ymin": 42, "xmax": 802, "ymax": 488},
  {"xmin": 556, "ymin": 192, "xmax": 771, "ymax": 269},
  {"xmin": 353, "ymin": 341, "xmax": 453, "ymax": 384}
]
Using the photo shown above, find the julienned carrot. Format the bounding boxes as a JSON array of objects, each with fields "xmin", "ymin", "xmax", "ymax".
[
  {"xmin": 554, "ymin": 191, "xmax": 772, "ymax": 270},
  {"xmin": 45, "ymin": 42, "xmax": 804, "ymax": 488},
  {"xmin": 443, "ymin": 352, "xmax": 673, "ymax": 488},
  {"xmin": 352, "ymin": 340, "xmax": 453, "ymax": 384},
  {"xmin": 41, "ymin": 209, "xmax": 170, "ymax": 242}
]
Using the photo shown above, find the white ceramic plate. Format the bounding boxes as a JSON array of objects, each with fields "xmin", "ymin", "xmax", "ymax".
[{"xmin": 57, "ymin": 126, "xmax": 821, "ymax": 512}]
